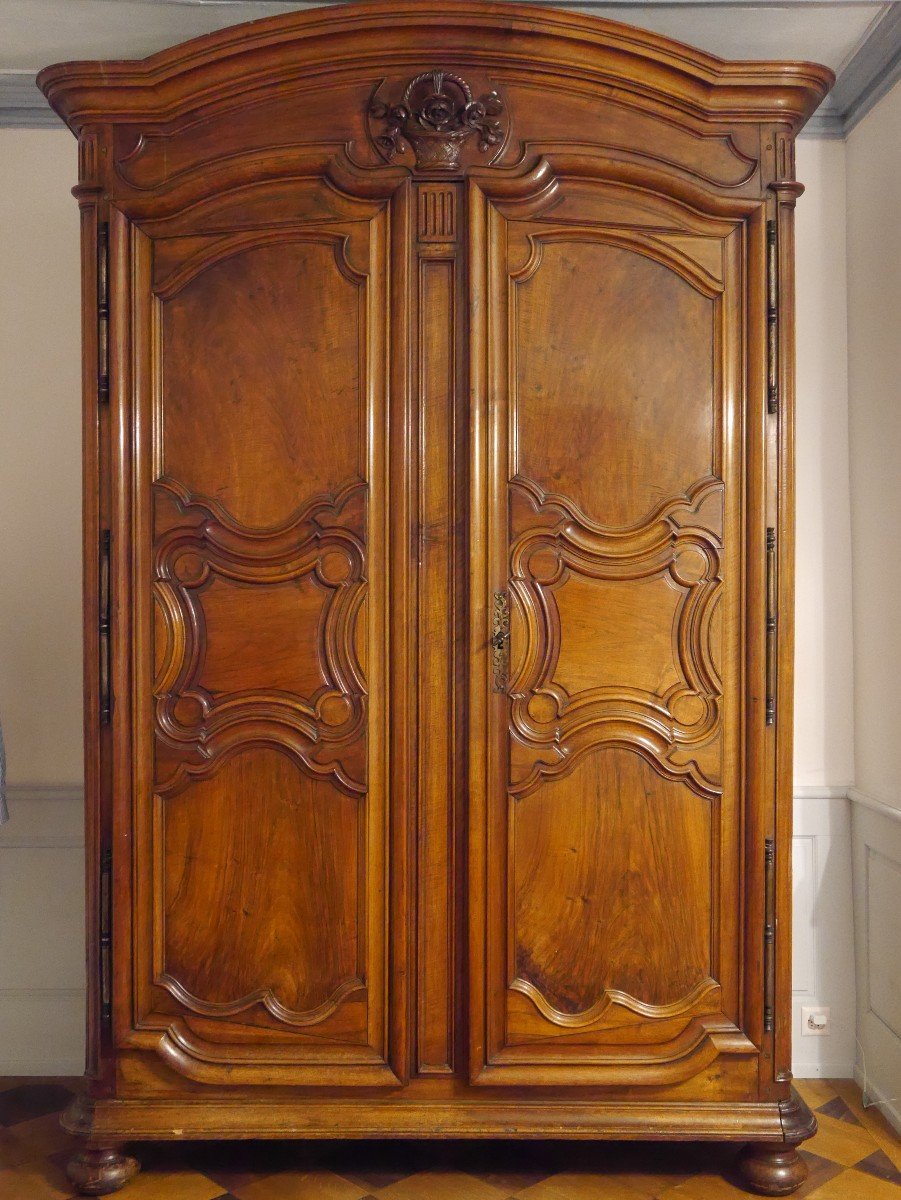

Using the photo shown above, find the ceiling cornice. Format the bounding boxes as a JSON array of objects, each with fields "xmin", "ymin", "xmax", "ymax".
[
  {"xmin": 2, "ymin": 0, "xmax": 900, "ymax": 136},
  {"xmin": 0, "ymin": 74, "xmax": 52, "ymax": 127},
  {"xmin": 799, "ymin": 3, "xmax": 901, "ymax": 137}
]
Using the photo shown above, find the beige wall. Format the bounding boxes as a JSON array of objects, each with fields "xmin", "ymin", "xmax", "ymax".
[
  {"xmin": 0, "ymin": 128, "xmax": 82, "ymax": 785},
  {"xmin": 845, "ymin": 81, "xmax": 901, "ymax": 1130},
  {"xmin": 846, "ymin": 84, "xmax": 901, "ymax": 814},
  {"xmin": 790, "ymin": 138, "xmax": 856, "ymax": 1079},
  {"xmin": 793, "ymin": 137, "xmax": 855, "ymax": 789},
  {"xmin": 0, "ymin": 128, "xmax": 85, "ymax": 1073}
]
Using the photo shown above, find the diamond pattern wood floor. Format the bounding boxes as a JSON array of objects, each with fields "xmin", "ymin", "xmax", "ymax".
[{"xmin": 0, "ymin": 1078, "xmax": 898, "ymax": 1199}]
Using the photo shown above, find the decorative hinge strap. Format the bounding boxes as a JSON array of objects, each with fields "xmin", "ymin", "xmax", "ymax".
[
  {"xmin": 763, "ymin": 837, "xmax": 776, "ymax": 1034},
  {"xmin": 765, "ymin": 527, "xmax": 777, "ymax": 726},
  {"xmin": 99, "ymin": 529, "xmax": 112, "ymax": 725},
  {"xmin": 97, "ymin": 223, "xmax": 110, "ymax": 404},
  {"xmin": 99, "ymin": 846, "xmax": 112, "ymax": 1027},
  {"xmin": 491, "ymin": 590, "xmax": 510, "ymax": 693},
  {"xmin": 766, "ymin": 220, "xmax": 778, "ymax": 415}
]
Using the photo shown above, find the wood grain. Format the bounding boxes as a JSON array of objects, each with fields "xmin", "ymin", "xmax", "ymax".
[
  {"xmin": 415, "ymin": 214, "xmax": 462, "ymax": 1076},
  {"xmin": 38, "ymin": 1, "xmax": 828, "ymax": 1186}
]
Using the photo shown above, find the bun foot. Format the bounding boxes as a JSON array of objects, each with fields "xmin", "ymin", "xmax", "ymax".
[
  {"xmin": 67, "ymin": 1146, "xmax": 140, "ymax": 1195},
  {"xmin": 736, "ymin": 1143, "xmax": 808, "ymax": 1196}
]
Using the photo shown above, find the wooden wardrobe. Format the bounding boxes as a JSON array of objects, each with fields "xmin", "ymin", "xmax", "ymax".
[{"xmin": 39, "ymin": 3, "xmax": 832, "ymax": 1194}]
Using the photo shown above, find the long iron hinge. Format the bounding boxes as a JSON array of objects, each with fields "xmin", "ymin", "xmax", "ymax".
[
  {"xmin": 99, "ymin": 529, "xmax": 112, "ymax": 724},
  {"xmin": 765, "ymin": 527, "xmax": 777, "ymax": 726},
  {"xmin": 97, "ymin": 223, "xmax": 110, "ymax": 404},
  {"xmin": 491, "ymin": 590, "xmax": 510, "ymax": 693},
  {"xmin": 99, "ymin": 846, "xmax": 112, "ymax": 1027},
  {"xmin": 766, "ymin": 220, "xmax": 778, "ymax": 415},
  {"xmin": 763, "ymin": 837, "xmax": 776, "ymax": 1034}
]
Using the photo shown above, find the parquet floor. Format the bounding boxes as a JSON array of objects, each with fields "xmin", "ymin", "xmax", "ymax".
[{"xmin": 0, "ymin": 1077, "xmax": 898, "ymax": 1199}]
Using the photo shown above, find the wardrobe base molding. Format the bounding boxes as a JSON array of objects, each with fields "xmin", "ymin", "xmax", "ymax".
[{"xmin": 64, "ymin": 1090, "xmax": 812, "ymax": 1143}]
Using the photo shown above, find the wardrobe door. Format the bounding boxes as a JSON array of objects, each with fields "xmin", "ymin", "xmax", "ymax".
[
  {"xmin": 110, "ymin": 181, "xmax": 406, "ymax": 1086},
  {"xmin": 468, "ymin": 174, "xmax": 762, "ymax": 1090}
]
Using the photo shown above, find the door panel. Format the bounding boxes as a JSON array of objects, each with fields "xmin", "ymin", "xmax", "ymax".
[
  {"xmin": 159, "ymin": 239, "xmax": 363, "ymax": 529},
  {"xmin": 510, "ymin": 749, "xmax": 713, "ymax": 1028},
  {"xmin": 512, "ymin": 237, "xmax": 715, "ymax": 529},
  {"xmin": 160, "ymin": 749, "xmax": 363, "ymax": 1028},
  {"xmin": 469, "ymin": 178, "xmax": 758, "ymax": 1088},
  {"xmin": 120, "ymin": 202, "xmax": 402, "ymax": 1085}
]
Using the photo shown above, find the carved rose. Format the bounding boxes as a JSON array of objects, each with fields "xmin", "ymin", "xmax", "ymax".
[{"xmin": 419, "ymin": 90, "xmax": 456, "ymax": 129}]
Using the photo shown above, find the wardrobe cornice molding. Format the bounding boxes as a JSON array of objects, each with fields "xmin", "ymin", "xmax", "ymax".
[{"xmin": 36, "ymin": 0, "xmax": 832, "ymax": 136}]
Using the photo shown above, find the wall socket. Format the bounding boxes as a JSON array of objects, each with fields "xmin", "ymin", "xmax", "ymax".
[{"xmin": 801, "ymin": 1006, "xmax": 831, "ymax": 1036}]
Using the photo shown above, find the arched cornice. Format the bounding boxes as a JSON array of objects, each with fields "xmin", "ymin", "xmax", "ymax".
[{"xmin": 38, "ymin": 0, "xmax": 832, "ymax": 138}]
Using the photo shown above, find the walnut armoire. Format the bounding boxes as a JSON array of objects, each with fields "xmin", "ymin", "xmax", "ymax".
[{"xmin": 38, "ymin": 3, "xmax": 832, "ymax": 1194}]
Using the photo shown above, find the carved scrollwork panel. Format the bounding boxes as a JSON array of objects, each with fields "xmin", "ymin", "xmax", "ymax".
[
  {"xmin": 510, "ymin": 975, "xmax": 721, "ymax": 1031},
  {"xmin": 157, "ymin": 970, "xmax": 365, "ymax": 1028},
  {"xmin": 368, "ymin": 69, "xmax": 508, "ymax": 173},
  {"xmin": 153, "ymin": 478, "xmax": 368, "ymax": 797},
  {"xmin": 507, "ymin": 474, "xmax": 724, "ymax": 800}
]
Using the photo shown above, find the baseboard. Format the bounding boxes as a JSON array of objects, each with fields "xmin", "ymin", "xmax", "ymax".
[
  {"xmin": 0, "ymin": 785, "xmax": 87, "ymax": 1076},
  {"xmin": 0, "ymin": 991, "xmax": 85, "ymax": 1077},
  {"xmin": 850, "ymin": 793, "xmax": 901, "ymax": 1137},
  {"xmin": 854, "ymin": 1064, "xmax": 901, "ymax": 1135},
  {"xmin": 791, "ymin": 789, "xmax": 856, "ymax": 1079}
]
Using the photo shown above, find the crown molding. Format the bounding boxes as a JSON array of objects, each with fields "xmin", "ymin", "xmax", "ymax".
[
  {"xmin": 2, "ymin": 0, "xmax": 901, "ymax": 134},
  {"xmin": 799, "ymin": 2, "xmax": 901, "ymax": 138},
  {"xmin": 799, "ymin": 110, "xmax": 846, "ymax": 139},
  {"xmin": 0, "ymin": 73, "xmax": 60, "ymax": 127}
]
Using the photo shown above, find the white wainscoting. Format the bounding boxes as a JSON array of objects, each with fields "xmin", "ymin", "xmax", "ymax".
[
  {"xmin": 849, "ymin": 789, "xmax": 901, "ymax": 1132},
  {"xmin": 0, "ymin": 783, "xmax": 860, "ymax": 1079},
  {"xmin": 0, "ymin": 785, "xmax": 85, "ymax": 1075},
  {"xmin": 791, "ymin": 788, "xmax": 857, "ymax": 1078}
]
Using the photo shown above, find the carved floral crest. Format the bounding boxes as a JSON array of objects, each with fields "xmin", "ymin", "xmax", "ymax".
[{"xmin": 369, "ymin": 70, "xmax": 505, "ymax": 171}]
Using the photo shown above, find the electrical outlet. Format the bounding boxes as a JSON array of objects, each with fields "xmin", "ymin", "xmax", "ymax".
[{"xmin": 802, "ymin": 1006, "xmax": 830, "ymax": 1036}]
